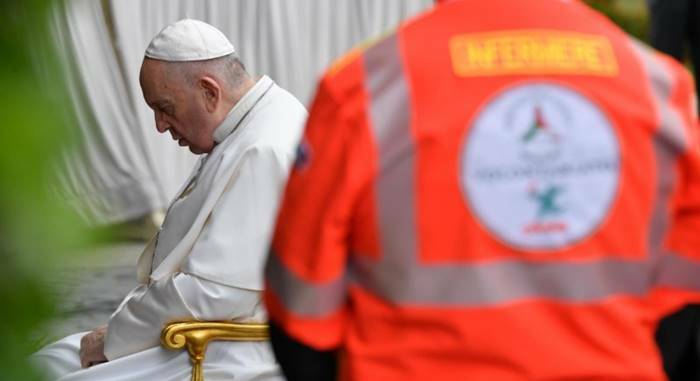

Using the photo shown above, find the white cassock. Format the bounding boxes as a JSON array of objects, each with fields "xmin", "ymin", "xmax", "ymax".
[{"xmin": 34, "ymin": 75, "xmax": 307, "ymax": 381}]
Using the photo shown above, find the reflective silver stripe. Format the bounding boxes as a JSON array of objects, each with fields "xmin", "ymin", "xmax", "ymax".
[
  {"xmin": 649, "ymin": 139, "xmax": 676, "ymax": 261},
  {"xmin": 630, "ymin": 41, "xmax": 686, "ymax": 254},
  {"xmin": 266, "ymin": 250, "xmax": 347, "ymax": 317},
  {"xmin": 353, "ymin": 256, "xmax": 651, "ymax": 305},
  {"xmin": 363, "ymin": 33, "xmax": 419, "ymax": 269},
  {"xmin": 264, "ymin": 34, "xmax": 420, "ymax": 318},
  {"xmin": 656, "ymin": 252, "xmax": 700, "ymax": 290},
  {"xmin": 630, "ymin": 41, "xmax": 688, "ymax": 155},
  {"xmin": 262, "ymin": 34, "xmax": 416, "ymax": 319},
  {"xmin": 629, "ymin": 41, "xmax": 700, "ymax": 291},
  {"xmin": 630, "ymin": 41, "xmax": 689, "ymax": 264}
]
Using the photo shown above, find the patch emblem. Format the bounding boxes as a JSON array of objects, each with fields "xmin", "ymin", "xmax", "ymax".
[
  {"xmin": 461, "ymin": 83, "xmax": 620, "ymax": 250},
  {"xmin": 294, "ymin": 138, "xmax": 312, "ymax": 170}
]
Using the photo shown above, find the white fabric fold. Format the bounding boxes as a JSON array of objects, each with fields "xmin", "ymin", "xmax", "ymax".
[
  {"xmin": 34, "ymin": 329, "xmax": 279, "ymax": 381},
  {"xmin": 104, "ymin": 273, "xmax": 263, "ymax": 360}
]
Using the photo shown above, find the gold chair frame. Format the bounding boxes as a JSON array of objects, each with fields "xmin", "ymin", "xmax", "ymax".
[{"xmin": 161, "ymin": 321, "xmax": 270, "ymax": 381}]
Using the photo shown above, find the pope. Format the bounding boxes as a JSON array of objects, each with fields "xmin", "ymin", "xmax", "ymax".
[{"xmin": 33, "ymin": 19, "xmax": 306, "ymax": 381}]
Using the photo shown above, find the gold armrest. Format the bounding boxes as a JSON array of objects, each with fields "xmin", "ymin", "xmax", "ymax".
[{"xmin": 161, "ymin": 321, "xmax": 269, "ymax": 381}]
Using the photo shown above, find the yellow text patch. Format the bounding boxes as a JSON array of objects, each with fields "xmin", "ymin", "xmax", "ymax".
[{"xmin": 449, "ymin": 30, "xmax": 618, "ymax": 77}]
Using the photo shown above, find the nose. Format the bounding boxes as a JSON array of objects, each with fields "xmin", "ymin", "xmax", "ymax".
[{"xmin": 154, "ymin": 111, "xmax": 170, "ymax": 133}]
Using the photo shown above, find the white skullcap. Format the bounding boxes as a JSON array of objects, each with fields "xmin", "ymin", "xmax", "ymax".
[{"xmin": 145, "ymin": 19, "xmax": 235, "ymax": 62}]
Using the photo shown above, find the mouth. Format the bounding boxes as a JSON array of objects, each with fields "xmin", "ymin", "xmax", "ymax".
[{"xmin": 178, "ymin": 138, "xmax": 188, "ymax": 147}]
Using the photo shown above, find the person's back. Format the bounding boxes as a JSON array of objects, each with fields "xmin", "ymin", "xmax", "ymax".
[{"xmin": 265, "ymin": 0, "xmax": 700, "ymax": 380}]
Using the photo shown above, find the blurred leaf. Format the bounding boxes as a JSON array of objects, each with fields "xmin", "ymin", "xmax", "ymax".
[
  {"xmin": 585, "ymin": 0, "xmax": 649, "ymax": 41},
  {"xmin": 0, "ymin": 0, "xmax": 89, "ymax": 379}
]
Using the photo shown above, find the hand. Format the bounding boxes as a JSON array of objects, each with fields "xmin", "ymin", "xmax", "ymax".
[{"xmin": 79, "ymin": 325, "xmax": 108, "ymax": 368}]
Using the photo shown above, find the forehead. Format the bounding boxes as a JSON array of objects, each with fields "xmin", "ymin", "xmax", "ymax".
[
  {"xmin": 140, "ymin": 59, "xmax": 176, "ymax": 103},
  {"xmin": 140, "ymin": 59, "xmax": 166, "ymax": 86}
]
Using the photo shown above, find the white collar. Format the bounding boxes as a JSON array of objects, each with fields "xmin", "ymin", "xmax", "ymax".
[{"xmin": 212, "ymin": 75, "xmax": 274, "ymax": 143}]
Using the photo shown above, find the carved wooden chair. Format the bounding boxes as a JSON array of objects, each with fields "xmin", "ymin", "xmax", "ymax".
[{"xmin": 161, "ymin": 321, "xmax": 270, "ymax": 381}]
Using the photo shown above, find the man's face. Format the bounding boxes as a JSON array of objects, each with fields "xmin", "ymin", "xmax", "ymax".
[{"xmin": 139, "ymin": 59, "xmax": 217, "ymax": 154}]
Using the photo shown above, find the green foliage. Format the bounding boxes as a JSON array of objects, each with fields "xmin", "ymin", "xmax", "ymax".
[
  {"xmin": 0, "ymin": 0, "xmax": 88, "ymax": 379},
  {"xmin": 585, "ymin": 0, "xmax": 649, "ymax": 41}
]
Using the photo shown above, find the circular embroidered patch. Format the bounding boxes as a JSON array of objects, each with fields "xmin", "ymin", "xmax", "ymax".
[{"xmin": 461, "ymin": 83, "xmax": 620, "ymax": 250}]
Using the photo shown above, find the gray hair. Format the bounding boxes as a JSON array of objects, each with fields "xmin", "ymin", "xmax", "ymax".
[{"xmin": 166, "ymin": 53, "xmax": 249, "ymax": 91}]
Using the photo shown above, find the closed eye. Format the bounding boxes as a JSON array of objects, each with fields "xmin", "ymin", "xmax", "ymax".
[
  {"xmin": 150, "ymin": 102, "xmax": 174, "ymax": 117},
  {"xmin": 160, "ymin": 105, "xmax": 175, "ymax": 116}
]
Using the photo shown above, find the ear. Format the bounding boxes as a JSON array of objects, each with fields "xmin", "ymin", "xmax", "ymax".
[{"xmin": 199, "ymin": 76, "xmax": 222, "ymax": 113}]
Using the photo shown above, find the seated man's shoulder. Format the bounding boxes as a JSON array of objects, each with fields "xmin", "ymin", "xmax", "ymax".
[{"xmin": 254, "ymin": 86, "xmax": 307, "ymax": 121}]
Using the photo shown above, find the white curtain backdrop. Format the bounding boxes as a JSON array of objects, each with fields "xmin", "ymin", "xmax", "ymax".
[{"xmin": 53, "ymin": 0, "xmax": 433, "ymax": 224}]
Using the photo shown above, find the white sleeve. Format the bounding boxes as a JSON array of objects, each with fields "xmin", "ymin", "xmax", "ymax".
[{"xmin": 103, "ymin": 273, "xmax": 263, "ymax": 360}]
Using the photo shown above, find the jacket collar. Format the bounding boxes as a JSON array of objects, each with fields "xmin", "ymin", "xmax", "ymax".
[{"xmin": 212, "ymin": 75, "xmax": 274, "ymax": 143}]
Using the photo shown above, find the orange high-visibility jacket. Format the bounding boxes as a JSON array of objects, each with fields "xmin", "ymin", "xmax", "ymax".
[{"xmin": 265, "ymin": 0, "xmax": 700, "ymax": 379}]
